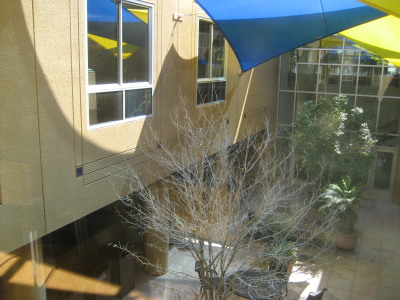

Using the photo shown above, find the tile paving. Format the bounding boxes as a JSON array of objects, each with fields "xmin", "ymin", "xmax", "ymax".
[{"xmin": 123, "ymin": 190, "xmax": 400, "ymax": 300}]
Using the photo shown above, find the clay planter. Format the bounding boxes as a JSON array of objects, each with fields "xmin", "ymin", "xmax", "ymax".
[{"xmin": 336, "ymin": 230, "xmax": 358, "ymax": 251}]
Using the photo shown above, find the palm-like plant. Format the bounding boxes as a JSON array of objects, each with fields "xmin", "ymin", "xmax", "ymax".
[{"xmin": 319, "ymin": 176, "xmax": 361, "ymax": 234}]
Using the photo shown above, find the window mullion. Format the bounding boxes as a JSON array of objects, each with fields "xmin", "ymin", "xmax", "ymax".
[
  {"xmin": 209, "ymin": 24, "xmax": 213, "ymax": 79},
  {"xmin": 118, "ymin": 1, "xmax": 123, "ymax": 85}
]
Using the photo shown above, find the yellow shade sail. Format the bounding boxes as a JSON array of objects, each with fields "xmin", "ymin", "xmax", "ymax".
[
  {"xmin": 128, "ymin": 9, "xmax": 149, "ymax": 23},
  {"xmin": 340, "ymin": 15, "xmax": 400, "ymax": 67},
  {"xmin": 357, "ymin": 0, "xmax": 400, "ymax": 18},
  {"xmin": 88, "ymin": 34, "xmax": 139, "ymax": 59}
]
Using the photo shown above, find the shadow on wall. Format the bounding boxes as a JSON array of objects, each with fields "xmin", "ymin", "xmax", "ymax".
[{"xmin": 0, "ymin": 1, "xmax": 243, "ymax": 299}]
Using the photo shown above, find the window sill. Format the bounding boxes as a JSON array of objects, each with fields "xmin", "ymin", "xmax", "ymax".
[{"xmin": 88, "ymin": 114, "xmax": 153, "ymax": 131}]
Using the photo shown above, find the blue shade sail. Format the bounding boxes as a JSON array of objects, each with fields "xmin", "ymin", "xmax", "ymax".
[
  {"xmin": 194, "ymin": 0, "xmax": 385, "ymax": 72},
  {"xmin": 87, "ymin": 0, "xmax": 141, "ymax": 23},
  {"xmin": 87, "ymin": 0, "xmax": 147, "ymax": 48}
]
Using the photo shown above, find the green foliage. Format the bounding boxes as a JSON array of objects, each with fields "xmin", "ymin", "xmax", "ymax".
[
  {"xmin": 319, "ymin": 176, "xmax": 361, "ymax": 234},
  {"xmin": 293, "ymin": 95, "xmax": 377, "ymax": 185}
]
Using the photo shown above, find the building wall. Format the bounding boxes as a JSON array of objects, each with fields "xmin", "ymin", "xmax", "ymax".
[
  {"xmin": 277, "ymin": 36, "xmax": 400, "ymax": 198},
  {"xmin": 0, "ymin": 0, "xmax": 279, "ymax": 254}
]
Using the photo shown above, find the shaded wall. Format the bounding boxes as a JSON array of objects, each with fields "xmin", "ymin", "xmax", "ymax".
[{"xmin": 0, "ymin": 0, "xmax": 279, "ymax": 254}]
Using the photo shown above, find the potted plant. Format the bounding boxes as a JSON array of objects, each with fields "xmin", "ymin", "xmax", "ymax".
[
  {"xmin": 319, "ymin": 175, "xmax": 361, "ymax": 250},
  {"xmin": 268, "ymin": 240, "xmax": 298, "ymax": 277}
]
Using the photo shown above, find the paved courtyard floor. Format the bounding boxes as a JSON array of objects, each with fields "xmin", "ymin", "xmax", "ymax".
[{"xmin": 122, "ymin": 191, "xmax": 400, "ymax": 300}]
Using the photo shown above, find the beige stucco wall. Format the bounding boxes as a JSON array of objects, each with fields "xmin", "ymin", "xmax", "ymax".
[
  {"xmin": 0, "ymin": 0, "xmax": 47, "ymax": 253},
  {"xmin": 0, "ymin": 0, "xmax": 279, "ymax": 254}
]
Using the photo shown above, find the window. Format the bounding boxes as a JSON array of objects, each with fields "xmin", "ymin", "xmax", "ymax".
[
  {"xmin": 87, "ymin": 0, "xmax": 153, "ymax": 127},
  {"xmin": 197, "ymin": 20, "xmax": 226, "ymax": 105}
]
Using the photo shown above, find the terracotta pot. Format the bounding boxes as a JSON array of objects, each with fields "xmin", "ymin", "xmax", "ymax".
[{"xmin": 336, "ymin": 230, "xmax": 358, "ymax": 251}]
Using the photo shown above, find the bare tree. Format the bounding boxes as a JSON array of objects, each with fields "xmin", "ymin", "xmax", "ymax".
[{"xmin": 117, "ymin": 106, "xmax": 336, "ymax": 300}]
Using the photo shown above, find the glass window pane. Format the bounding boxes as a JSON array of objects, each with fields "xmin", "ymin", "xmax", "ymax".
[
  {"xmin": 376, "ymin": 135, "xmax": 399, "ymax": 148},
  {"xmin": 213, "ymin": 81, "xmax": 226, "ymax": 101},
  {"xmin": 378, "ymin": 98, "xmax": 400, "ymax": 135},
  {"xmin": 280, "ymin": 51, "xmax": 297, "ymax": 90},
  {"xmin": 357, "ymin": 66, "xmax": 382, "ymax": 96},
  {"xmin": 320, "ymin": 50, "xmax": 342, "ymax": 64},
  {"xmin": 320, "ymin": 36, "xmax": 343, "ymax": 49},
  {"xmin": 303, "ymin": 40, "xmax": 321, "ymax": 48},
  {"xmin": 211, "ymin": 25, "xmax": 225, "ymax": 78},
  {"xmin": 343, "ymin": 50, "xmax": 359, "ymax": 65},
  {"xmin": 278, "ymin": 92, "xmax": 295, "ymax": 125},
  {"xmin": 355, "ymin": 96, "xmax": 378, "ymax": 129},
  {"xmin": 87, "ymin": 0, "xmax": 118, "ymax": 84},
  {"xmin": 297, "ymin": 64, "xmax": 318, "ymax": 92},
  {"xmin": 373, "ymin": 151, "xmax": 394, "ymax": 190},
  {"xmin": 89, "ymin": 91, "xmax": 123, "ymax": 125},
  {"xmin": 296, "ymin": 93, "xmax": 315, "ymax": 114},
  {"xmin": 360, "ymin": 51, "xmax": 385, "ymax": 66},
  {"xmin": 341, "ymin": 65, "xmax": 358, "ymax": 94},
  {"xmin": 318, "ymin": 65, "xmax": 340, "ymax": 93},
  {"xmin": 197, "ymin": 82, "xmax": 213, "ymax": 104},
  {"xmin": 125, "ymin": 88, "xmax": 152, "ymax": 118},
  {"xmin": 276, "ymin": 138, "xmax": 292, "ymax": 176},
  {"xmin": 277, "ymin": 124, "xmax": 293, "ymax": 137},
  {"xmin": 122, "ymin": 3, "xmax": 149, "ymax": 83},
  {"xmin": 297, "ymin": 49, "xmax": 319, "ymax": 63},
  {"xmin": 382, "ymin": 66, "xmax": 400, "ymax": 97},
  {"xmin": 198, "ymin": 21, "xmax": 211, "ymax": 78}
]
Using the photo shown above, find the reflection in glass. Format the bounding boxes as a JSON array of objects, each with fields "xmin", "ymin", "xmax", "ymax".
[
  {"xmin": 378, "ymin": 98, "xmax": 400, "ymax": 135},
  {"xmin": 277, "ymin": 125, "xmax": 293, "ymax": 137},
  {"xmin": 357, "ymin": 66, "xmax": 382, "ymax": 96},
  {"xmin": 355, "ymin": 96, "xmax": 378, "ymax": 129},
  {"xmin": 320, "ymin": 50, "xmax": 342, "ymax": 64},
  {"xmin": 125, "ymin": 88, "xmax": 152, "ymax": 118},
  {"xmin": 298, "ymin": 49, "xmax": 319, "ymax": 63},
  {"xmin": 296, "ymin": 93, "xmax": 315, "ymax": 114},
  {"xmin": 343, "ymin": 50, "xmax": 359, "ymax": 65},
  {"xmin": 318, "ymin": 65, "xmax": 340, "ymax": 93},
  {"xmin": 89, "ymin": 91, "xmax": 123, "ymax": 125},
  {"xmin": 122, "ymin": 3, "xmax": 149, "ymax": 83},
  {"xmin": 341, "ymin": 65, "xmax": 358, "ymax": 94},
  {"xmin": 278, "ymin": 92, "xmax": 295, "ymax": 125},
  {"xmin": 276, "ymin": 138, "xmax": 292, "ymax": 177},
  {"xmin": 360, "ymin": 51, "xmax": 385, "ymax": 65},
  {"xmin": 320, "ymin": 36, "xmax": 343, "ymax": 49},
  {"xmin": 87, "ymin": 0, "xmax": 118, "ymax": 84},
  {"xmin": 373, "ymin": 151, "xmax": 393, "ymax": 190},
  {"xmin": 346, "ymin": 95, "xmax": 356, "ymax": 108},
  {"xmin": 297, "ymin": 64, "xmax": 318, "ymax": 92},
  {"xmin": 382, "ymin": 66, "xmax": 400, "ymax": 97},
  {"xmin": 198, "ymin": 21, "xmax": 211, "ymax": 78},
  {"xmin": 213, "ymin": 81, "xmax": 226, "ymax": 101},
  {"xmin": 197, "ymin": 82, "xmax": 226, "ymax": 105},
  {"xmin": 197, "ymin": 82, "xmax": 212, "ymax": 104},
  {"xmin": 212, "ymin": 25, "xmax": 224, "ymax": 78},
  {"xmin": 280, "ymin": 51, "xmax": 297, "ymax": 90},
  {"xmin": 376, "ymin": 135, "xmax": 399, "ymax": 148}
]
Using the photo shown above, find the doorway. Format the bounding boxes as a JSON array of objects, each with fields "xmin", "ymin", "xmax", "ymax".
[{"xmin": 371, "ymin": 148, "xmax": 398, "ymax": 191}]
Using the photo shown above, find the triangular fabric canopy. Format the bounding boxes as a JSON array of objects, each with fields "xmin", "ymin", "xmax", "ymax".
[
  {"xmin": 340, "ymin": 16, "xmax": 400, "ymax": 67},
  {"xmin": 87, "ymin": 0, "xmax": 147, "ymax": 54},
  {"xmin": 357, "ymin": 0, "xmax": 400, "ymax": 18},
  {"xmin": 194, "ymin": 0, "xmax": 385, "ymax": 72},
  {"xmin": 338, "ymin": 0, "xmax": 400, "ymax": 67}
]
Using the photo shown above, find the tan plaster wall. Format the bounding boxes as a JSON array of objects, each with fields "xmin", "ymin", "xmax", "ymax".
[
  {"xmin": 0, "ymin": 0, "xmax": 280, "ymax": 253},
  {"xmin": 0, "ymin": 0, "xmax": 47, "ymax": 253}
]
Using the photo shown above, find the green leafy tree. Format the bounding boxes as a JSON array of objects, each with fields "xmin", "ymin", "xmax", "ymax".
[{"xmin": 293, "ymin": 95, "xmax": 376, "ymax": 185}]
